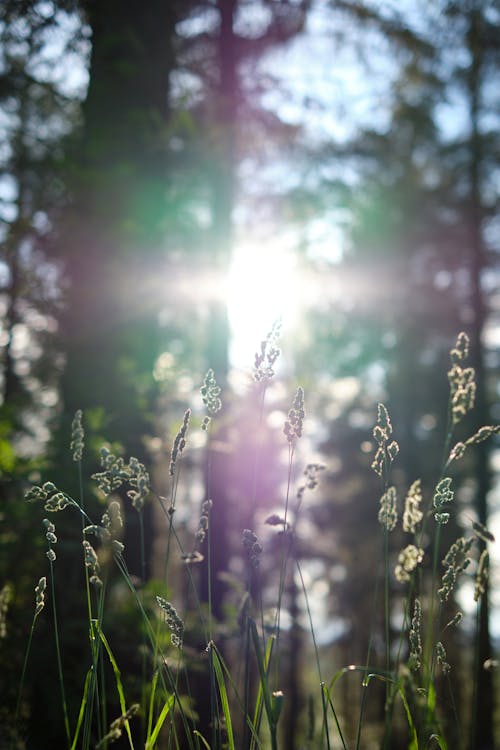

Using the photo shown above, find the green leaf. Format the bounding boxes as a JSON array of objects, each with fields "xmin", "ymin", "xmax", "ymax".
[
  {"xmin": 397, "ymin": 685, "xmax": 419, "ymax": 750},
  {"xmin": 146, "ymin": 692, "xmax": 175, "ymax": 749},
  {"xmin": 70, "ymin": 668, "xmax": 92, "ymax": 750},
  {"xmin": 210, "ymin": 643, "xmax": 235, "ymax": 750},
  {"xmin": 93, "ymin": 620, "xmax": 134, "ymax": 750},
  {"xmin": 193, "ymin": 730, "xmax": 212, "ymax": 750}
]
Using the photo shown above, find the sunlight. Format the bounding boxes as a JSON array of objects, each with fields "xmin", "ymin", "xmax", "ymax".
[{"xmin": 227, "ymin": 240, "xmax": 301, "ymax": 368}]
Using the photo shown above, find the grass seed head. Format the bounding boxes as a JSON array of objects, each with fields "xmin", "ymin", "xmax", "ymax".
[
  {"xmin": 408, "ymin": 598, "xmax": 422, "ymax": 671},
  {"xmin": 156, "ymin": 596, "xmax": 184, "ymax": 648},
  {"xmin": 403, "ymin": 479, "xmax": 423, "ymax": 534},
  {"xmin": 436, "ymin": 641, "xmax": 451, "ymax": 675},
  {"xmin": 169, "ymin": 409, "xmax": 191, "ymax": 476},
  {"xmin": 474, "ymin": 550, "xmax": 489, "ymax": 602},
  {"xmin": 395, "ymin": 545, "xmax": 424, "ymax": 582},
  {"xmin": 254, "ymin": 318, "xmax": 282, "ymax": 382},
  {"xmin": 284, "ymin": 387, "xmax": 305, "ymax": 444},
  {"xmin": 0, "ymin": 583, "xmax": 12, "ymax": 638},
  {"xmin": 448, "ymin": 336, "xmax": 476, "ymax": 425},
  {"xmin": 70, "ymin": 409, "xmax": 84, "ymax": 461},
  {"xmin": 439, "ymin": 537, "xmax": 473, "ymax": 602},
  {"xmin": 201, "ymin": 368, "xmax": 222, "ymax": 415},
  {"xmin": 34, "ymin": 577, "xmax": 46, "ymax": 616},
  {"xmin": 371, "ymin": 404, "xmax": 398, "ymax": 476},
  {"xmin": 378, "ymin": 486, "xmax": 398, "ymax": 531}
]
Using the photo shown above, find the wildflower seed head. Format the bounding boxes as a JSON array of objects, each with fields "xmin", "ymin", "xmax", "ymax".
[
  {"xmin": 254, "ymin": 318, "xmax": 282, "ymax": 382},
  {"xmin": 436, "ymin": 641, "xmax": 451, "ymax": 675},
  {"xmin": 448, "ymin": 351, "xmax": 476, "ymax": 425},
  {"xmin": 284, "ymin": 387, "xmax": 305, "ymax": 444},
  {"xmin": 25, "ymin": 485, "xmax": 48, "ymax": 503},
  {"xmin": 169, "ymin": 409, "xmax": 191, "ymax": 476},
  {"xmin": 376, "ymin": 403, "xmax": 392, "ymax": 434},
  {"xmin": 371, "ymin": 404, "xmax": 398, "ymax": 476},
  {"xmin": 445, "ymin": 611, "xmax": 463, "ymax": 629},
  {"xmin": 387, "ymin": 441, "xmax": 399, "ymax": 460},
  {"xmin": 44, "ymin": 492, "xmax": 72, "ymax": 512},
  {"xmin": 378, "ymin": 486, "xmax": 398, "ymax": 531},
  {"xmin": 395, "ymin": 545, "xmax": 424, "ymax": 582},
  {"xmin": 433, "ymin": 477, "xmax": 454, "ymax": 509},
  {"xmin": 242, "ymin": 528, "xmax": 263, "ymax": 568},
  {"xmin": 82, "ymin": 540, "xmax": 100, "ymax": 577},
  {"xmin": 95, "ymin": 705, "xmax": 140, "ymax": 749},
  {"xmin": 195, "ymin": 502, "xmax": 210, "ymax": 544},
  {"xmin": 181, "ymin": 550, "xmax": 204, "ymax": 564},
  {"xmin": 472, "ymin": 521, "xmax": 495, "ymax": 544},
  {"xmin": 297, "ymin": 463, "xmax": 325, "ymax": 503},
  {"xmin": 92, "ymin": 450, "xmax": 130, "ymax": 496},
  {"xmin": 25, "ymin": 481, "xmax": 65, "ymax": 507},
  {"xmin": 105, "ymin": 500, "xmax": 123, "ymax": 531},
  {"xmin": 0, "ymin": 584, "xmax": 12, "ymax": 638},
  {"xmin": 126, "ymin": 460, "xmax": 150, "ymax": 512},
  {"xmin": 483, "ymin": 659, "xmax": 499, "ymax": 671},
  {"xmin": 450, "ymin": 332, "xmax": 469, "ymax": 363},
  {"xmin": 201, "ymin": 368, "xmax": 222, "ymax": 416},
  {"xmin": 474, "ymin": 550, "xmax": 489, "ymax": 602},
  {"xmin": 70, "ymin": 409, "xmax": 84, "ymax": 461},
  {"xmin": 433, "ymin": 478, "xmax": 453, "ymax": 524},
  {"xmin": 466, "ymin": 425, "xmax": 500, "ymax": 446},
  {"xmin": 448, "ymin": 442, "xmax": 466, "ymax": 464},
  {"xmin": 156, "ymin": 596, "xmax": 184, "ymax": 648},
  {"xmin": 34, "ymin": 576, "xmax": 46, "ymax": 616},
  {"xmin": 84, "ymin": 524, "xmax": 112, "ymax": 542},
  {"xmin": 408, "ymin": 598, "xmax": 422, "ymax": 671},
  {"xmin": 439, "ymin": 537, "xmax": 474, "ymax": 602},
  {"xmin": 46, "ymin": 549, "xmax": 56, "ymax": 562},
  {"xmin": 403, "ymin": 480, "xmax": 423, "ymax": 534}
]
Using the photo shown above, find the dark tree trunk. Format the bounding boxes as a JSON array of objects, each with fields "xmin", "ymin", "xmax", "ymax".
[
  {"xmin": 194, "ymin": 1, "xmax": 237, "ymax": 743},
  {"xmin": 466, "ymin": 6, "xmax": 494, "ymax": 748}
]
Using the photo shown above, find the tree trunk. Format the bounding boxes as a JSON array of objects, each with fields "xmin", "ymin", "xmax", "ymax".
[{"xmin": 466, "ymin": 5, "xmax": 494, "ymax": 748}]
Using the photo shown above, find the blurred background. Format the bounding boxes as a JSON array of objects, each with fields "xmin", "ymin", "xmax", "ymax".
[{"xmin": 0, "ymin": 1, "xmax": 499, "ymax": 748}]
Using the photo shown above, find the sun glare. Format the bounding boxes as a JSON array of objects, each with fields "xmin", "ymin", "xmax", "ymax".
[{"xmin": 227, "ymin": 240, "xmax": 301, "ymax": 368}]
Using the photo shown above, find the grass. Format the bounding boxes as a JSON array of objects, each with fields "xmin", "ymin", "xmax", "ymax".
[{"xmin": 4, "ymin": 330, "xmax": 499, "ymax": 749}]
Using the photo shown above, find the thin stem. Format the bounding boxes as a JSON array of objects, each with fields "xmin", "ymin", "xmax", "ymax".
[
  {"xmin": 469, "ymin": 604, "xmax": 481, "ymax": 750},
  {"xmin": 14, "ymin": 615, "xmax": 37, "ymax": 740},
  {"xmin": 273, "ymin": 443, "xmax": 294, "ymax": 688},
  {"xmin": 296, "ymin": 558, "xmax": 343, "ymax": 750},
  {"xmin": 49, "ymin": 559, "xmax": 71, "ymax": 747}
]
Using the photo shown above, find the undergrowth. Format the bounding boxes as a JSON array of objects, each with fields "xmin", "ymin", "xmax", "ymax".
[{"xmin": 3, "ymin": 331, "xmax": 499, "ymax": 749}]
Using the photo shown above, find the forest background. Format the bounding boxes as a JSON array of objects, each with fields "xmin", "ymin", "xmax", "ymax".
[{"xmin": 0, "ymin": 1, "xmax": 499, "ymax": 748}]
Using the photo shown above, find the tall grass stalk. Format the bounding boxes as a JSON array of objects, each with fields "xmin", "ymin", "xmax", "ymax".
[{"xmin": 48, "ymin": 557, "xmax": 71, "ymax": 747}]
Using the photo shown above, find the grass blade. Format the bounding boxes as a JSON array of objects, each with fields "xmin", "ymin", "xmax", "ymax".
[
  {"xmin": 397, "ymin": 685, "xmax": 418, "ymax": 750},
  {"xmin": 210, "ymin": 643, "xmax": 235, "ymax": 750},
  {"xmin": 193, "ymin": 730, "xmax": 212, "ymax": 750},
  {"xmin": 146, "ymin": 693, "xmax": 175, "ymax": 749},
  {"xmin": 70, "ymin": 668, "xmax": 92, "ymax": 750},
  {"xmin": 93, "ymin": 620, "xmax": 134, "ymax": 749}
]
